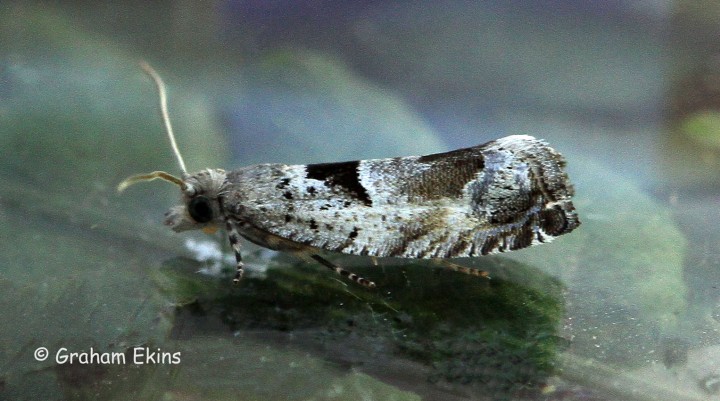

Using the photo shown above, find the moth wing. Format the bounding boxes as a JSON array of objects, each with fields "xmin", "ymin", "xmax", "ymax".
[{"xmin": 227, "ymin": 135, "xmax": 579, "ymax": 258}]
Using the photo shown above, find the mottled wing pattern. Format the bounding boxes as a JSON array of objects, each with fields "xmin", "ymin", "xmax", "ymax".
[{"xmin": 224, "ymin": 135, "xmax": 579, "ymax": 258}]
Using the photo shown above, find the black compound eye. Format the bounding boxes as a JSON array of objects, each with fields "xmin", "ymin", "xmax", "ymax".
[{"xmin": 188, "ymin": 196, "xmax": 214, "ymax": 223}]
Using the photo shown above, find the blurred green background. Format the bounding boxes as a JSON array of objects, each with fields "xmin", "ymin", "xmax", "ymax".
[{"xmin": 1, "ymin": 1, "xmax": 719, "ymax": 400}]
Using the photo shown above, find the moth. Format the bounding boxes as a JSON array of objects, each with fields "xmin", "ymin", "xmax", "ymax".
[{"xmin": 119, "ymin": 63, "xmax": 580, "ymax": 288}]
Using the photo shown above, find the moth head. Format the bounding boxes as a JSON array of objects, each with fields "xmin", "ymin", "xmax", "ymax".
[
  {"xmin": 164, "ymin": 168, "xmax": 228, "ymax": 233},
  {"xmin": 117, "ymin": 168, "xmax": 228, "ymax": 232}
]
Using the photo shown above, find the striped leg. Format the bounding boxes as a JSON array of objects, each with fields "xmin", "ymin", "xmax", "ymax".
[
  {"xmin": 438, "ymin": 260, "xmax": 490, "ymax": 279},
  {"xmin": 225, "ymin": 218, "xmax": 244, "ymax": 285},
  {"xmin": 310, "ymin": 254, "xmax": 376, "ymax": 288}
]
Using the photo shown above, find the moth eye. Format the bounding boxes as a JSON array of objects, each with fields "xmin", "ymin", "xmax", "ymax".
[{"xmin": 188, "ymin": 196, "xmax": 214, "ymax": 223}]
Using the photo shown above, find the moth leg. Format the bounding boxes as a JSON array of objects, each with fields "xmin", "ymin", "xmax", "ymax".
[
  {"xmin": 437, "ymin": 260, "xmax": 490, "ymax": 279},
  {"xmin": 225, "ymin": 219, "xmax": 244, "ymax": 285},
  {"xmin": 310, "ymin": 254, "xmax": 376, "ymax": 288}
]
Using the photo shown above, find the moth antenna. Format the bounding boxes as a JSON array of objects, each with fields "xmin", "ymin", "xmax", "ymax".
[
  {"xmin": 117, "ymin": 171, "xmax": 186, "ymax": 192},
  {"xmin": 139, "ymin": 61, "xmax": 188, "ymax": 175}
]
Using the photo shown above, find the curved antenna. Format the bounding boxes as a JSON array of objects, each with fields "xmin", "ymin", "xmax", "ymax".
[
  {"xmin": 117, "ymin": 171, "xmax": 186, "ymax": 192},
  {"xmin": 139, "ymin": 61, "xmax": 188, "ymax": 175}
]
